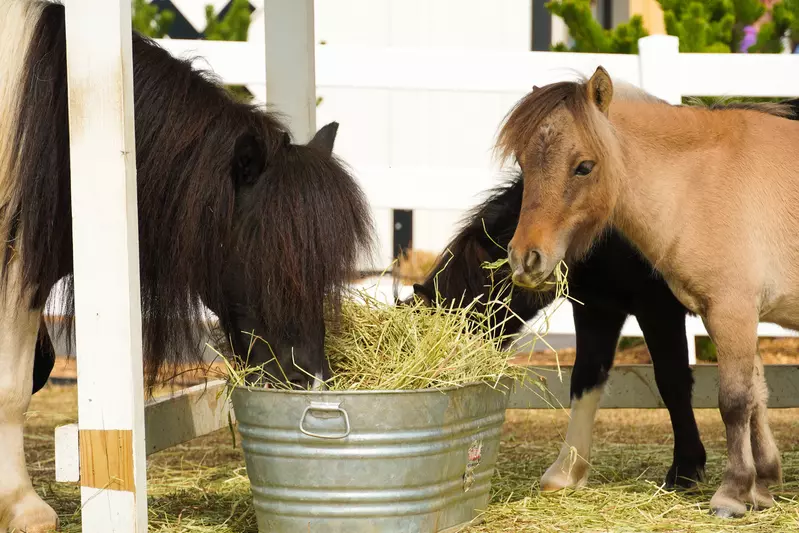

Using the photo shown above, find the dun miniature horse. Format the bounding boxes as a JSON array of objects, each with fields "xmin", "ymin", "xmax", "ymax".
[
  {"xmin": 409, "ymin": 176, "xmax": 706, "ymax": 491},
  {"xmin": 500, "ymin": 67, "xmax": 799, "ymax": 517},
  {"xmin": 0, "ymin": 1, "xmax": 372, "ymax": 530}
]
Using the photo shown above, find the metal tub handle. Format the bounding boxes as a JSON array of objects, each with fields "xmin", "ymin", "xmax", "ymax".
[{"xmin": 299, "ymin": 401, "xmax": 351, "ymax": 439}]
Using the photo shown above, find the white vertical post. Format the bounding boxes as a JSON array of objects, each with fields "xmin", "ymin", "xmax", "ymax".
[
  {"xmin": 637, "ymin": 35, "xmax": 681, "ymax": 105},
  {"xmin": 264, "ymin": 0, "xmax": 317, "ymax": 143},
  {"xmin": 63, "ymin": 0, "xmax": 147, "ymax": 531}
]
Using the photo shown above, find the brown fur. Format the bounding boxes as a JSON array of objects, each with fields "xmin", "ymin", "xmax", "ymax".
[{"xmin": 499, "ymin": 68, "xmax": 799, "ymax": 517}]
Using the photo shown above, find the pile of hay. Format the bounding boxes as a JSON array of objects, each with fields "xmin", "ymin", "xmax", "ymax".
[
  {"xmin": 323, "ymin": 289, "xmax": 524, "ymax": 391},
  {"xmin": 221, "ymin": 255, "xmax": 573, "ymax": 392}
]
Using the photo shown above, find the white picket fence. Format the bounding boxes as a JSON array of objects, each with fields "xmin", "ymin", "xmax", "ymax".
[
  {"xmin": 148, "ymin": 35, "xmax": 799, "ymax": 362},
  {"xmin": 156, "ymin": 36, "xmax": 799, "ymax": 260}
]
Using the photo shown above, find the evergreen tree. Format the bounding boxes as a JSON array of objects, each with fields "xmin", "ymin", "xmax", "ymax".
[
  {"xmin": 547, "ymin": 0, "xmax": 648, "ymax": 53},
  {"xmin": 546, "ymin": 0, "xmax": 787, "ymax": 53},
  {"xmin": 204, "ymin": 0, "xmax": 252, "ymax": 41},
  {"xmin": 659, "ymin": 0, "xmax": 767, "ymax": 52},
  {"xmin": 749, "ymin": 0, "xmax": 798, "ymax": 52},
  {"xmin": 131, "ymin": 0, "xmax": 175, "ymax": 38}
]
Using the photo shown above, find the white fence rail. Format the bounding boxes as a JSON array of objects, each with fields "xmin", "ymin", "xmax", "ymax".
[{"xmin": 152, "ymin": 35, "xmax": 799, "ymax": 361}]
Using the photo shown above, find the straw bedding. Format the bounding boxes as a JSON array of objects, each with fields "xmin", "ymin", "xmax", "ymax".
[{"xmin": 25, "ymin": 385, "xmax": 799, "ymax": 532}]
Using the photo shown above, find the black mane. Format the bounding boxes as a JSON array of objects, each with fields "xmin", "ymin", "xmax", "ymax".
[{"xmin": 413, "ymin": 175, "xmax": 551, "ymax": 339}]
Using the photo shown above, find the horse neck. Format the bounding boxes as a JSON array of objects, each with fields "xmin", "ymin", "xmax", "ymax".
[{"xmin": 606, "ymin": 100, "xmax": 717, "ymax": 265}]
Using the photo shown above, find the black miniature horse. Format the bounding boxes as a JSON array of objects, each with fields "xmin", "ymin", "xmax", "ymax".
[{"xmin": 409, "ymin": 176, "xmax": 705, "ymax": 490}]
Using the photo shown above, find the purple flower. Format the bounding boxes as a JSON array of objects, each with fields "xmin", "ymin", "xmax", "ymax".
[{"xmin": 740, "ymin": 25, "xmax": 757, "ymax": 53}]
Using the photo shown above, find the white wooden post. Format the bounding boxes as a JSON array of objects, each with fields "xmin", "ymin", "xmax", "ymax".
[
  {"xmin": 264, "ymin": 0, "xmax": 317, "ymax": 142},
  {"xmin": 637, "ymin": 35, "xmax": 681, "ymax": 105},
  {"xmin": 63, "ymin": 0, "xmax": 147, "ymax": 531}
]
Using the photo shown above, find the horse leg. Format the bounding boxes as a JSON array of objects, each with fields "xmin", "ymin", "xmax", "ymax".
[
  {"xmin": 636, "ymin": 307, "xmax": 706, "ymax": 489},
  {"xmin": 0, "ymin": 294, "xmax": 57, "ymax": 530},
  {"xmin": 749, "ymin": 353, "xmax": 780, "ymax": 509},
  {"xmin": 540, "ymin": 304, "xmax": 625, "ymax": 491},
  {"xmin": 32, "ymin": 317, "xmax": 55, "ymax": 395},
  {"xmin": 704, "ymin": 303, "xmax": 761, "ymax": 518}
]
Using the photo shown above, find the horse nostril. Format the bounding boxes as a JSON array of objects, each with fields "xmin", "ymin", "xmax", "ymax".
[{"xmin": 526, "ymin": 250, "xmax": 542, "ymax": 272}]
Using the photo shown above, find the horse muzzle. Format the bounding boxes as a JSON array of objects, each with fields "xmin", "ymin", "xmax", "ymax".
[{"xmin": 508, "ymin": 245, "xmax": 556, "ymax": 291}]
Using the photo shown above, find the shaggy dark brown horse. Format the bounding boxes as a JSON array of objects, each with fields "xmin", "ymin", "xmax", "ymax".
[{"xmin": 0, "ymin": 1, "xmax": 373, "ymax": 530}]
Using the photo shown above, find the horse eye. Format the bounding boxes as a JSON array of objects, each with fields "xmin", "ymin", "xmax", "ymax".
[{"xmin": 575, "ymin": 161, "xmax": 595, "ymax": 176}]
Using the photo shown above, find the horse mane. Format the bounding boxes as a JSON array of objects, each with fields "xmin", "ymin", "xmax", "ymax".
[
  {"xmin": 423, "ymin": 178, "xmax": 517, "ymax": 299},
  {"xmin": 495, "ymin": 79, "xmax": 616, "ymax": 167},
  {"xmin": 496, "ymin": 73, "xmax": 796, "ymax": 166},
  {"xmin": 8, "ymin": 1, "xmax": 373, "ymax": 386},
  {"xmin": 420, "ymin": 174, "xmax": 549, "ymax": 310},
  {"xmin": 685, "ymin": 97, "xmax": 796, "ymax": 118}
]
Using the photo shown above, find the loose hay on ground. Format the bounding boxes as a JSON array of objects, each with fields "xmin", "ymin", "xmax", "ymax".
[{"xmin": 26, "ymin": 385, "xmax": 799, "ymax": 532}]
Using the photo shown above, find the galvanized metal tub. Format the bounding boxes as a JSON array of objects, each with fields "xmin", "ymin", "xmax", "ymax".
[{"xmin": 231, "ymin": 379, "xmax": 511, "ymax": 532}]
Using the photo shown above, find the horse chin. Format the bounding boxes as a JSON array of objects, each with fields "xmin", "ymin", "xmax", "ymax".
[
  {"xmin": 511, "ymin": 270, "xmax": 558, "ymax": 293},
  {"xmin": 243, "ymin": 365, "xmax": 324, "ymax": 390}
]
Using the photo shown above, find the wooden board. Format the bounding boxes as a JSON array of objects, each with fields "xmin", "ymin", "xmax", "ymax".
[
  {"xmin": 508, "ymin": 364, "xmax": 799, "ymax": 409},
  {"xmin": 56, "ymin": 380, "xmax": 233, "ymax": 482}
]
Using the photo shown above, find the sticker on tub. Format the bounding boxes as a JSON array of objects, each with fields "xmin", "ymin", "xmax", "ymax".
[{"xmin": 463, "ymin": 439, "xmax": 483, "ymax": 492}]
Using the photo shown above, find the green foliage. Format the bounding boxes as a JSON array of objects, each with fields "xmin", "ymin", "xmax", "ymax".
[
  {"xmin": 657, "ymin": 0, "xmax": 791, "ymax": 52},
  {"xmin": 750, "ymin": 0, "xmax": 799, "ymax": 52},
  {"xmin": 204, "ymin": 0, "xmax": 252, "ymax": 41},
  {"xmin": 661, "ymin": 0, "xmax": 733, "ymax": 52},
  {"xmin": 696, "ymin": 337, "xmax": 718, "ymax": 362},
  {"xmin": 546, "ymin": 0, "xmax": 649, "ymax": 53},
  {"xmin": 658, "ymin": 0, "xmax": 770, "ymax": 52},
  {"xmin": 547, "ymin": 0, "xmax": 789, "ymax": 54},
  {"xmin": 131, "ymin": 0, "xmax": 174, "ymax": 38},
  {"xmin": 202, "ymin": 0, "xmax": 254, "ymax": 101}
]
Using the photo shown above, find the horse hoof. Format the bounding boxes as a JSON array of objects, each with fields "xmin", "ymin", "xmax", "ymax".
[
  {"xmin": 710, "ymin": 506, "xmax": 741, "ymax": 519},
  {"xmin": 540, "ymin": 465, "xmax": 588, "ymax": 492},
  {"xmin": 664, "ymin": 464, "xmax": 704, "ymax": 490},
  {"xmin": 751, "ymin": 481, "xmax": 775, "ymax": 510},
  {"xmin": 7, "ymin": 491, "xmax": 59, "ymax": 532},
  {"xmin": 710, "ymin": 493, "xmax": 747, "ymax": 519}
]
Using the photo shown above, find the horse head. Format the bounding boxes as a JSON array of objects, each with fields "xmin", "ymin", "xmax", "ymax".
[
  {"xmin": 219, "ymin": 121, "xmax": 373, "ymax": 389},
  {"xmin": 499, "ymin": 67, "xmax": 622, "ymax": 291}
]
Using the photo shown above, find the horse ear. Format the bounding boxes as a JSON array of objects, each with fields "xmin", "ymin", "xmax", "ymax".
[
  {"xmin": 586, "ymin": 66, "xmax": 613, "ymax": 116},
  {"xmin": 532, "ymin": 85, "xmax": 540, "ymax": 92},
  {"xmin": 232, "ymin": 133, "xmax": 265, "ymax": 188},
  {"xmin": 308, "ymin": 121, "xmax": 339, "ymax": 155}
]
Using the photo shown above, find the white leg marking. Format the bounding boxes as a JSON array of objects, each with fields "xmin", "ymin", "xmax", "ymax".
[
  {"xmin": 541, "ymin": 386, "xmax": 604, "ymax": 491},
  {"xmin": 311, "ymin": 371, "xmax": 326, "ymax": 391}
]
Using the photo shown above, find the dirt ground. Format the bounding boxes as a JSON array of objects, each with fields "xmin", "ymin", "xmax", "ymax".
[{"xmin": 24, "ymin": 381, "xmax": 799, "ymax": 532}]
